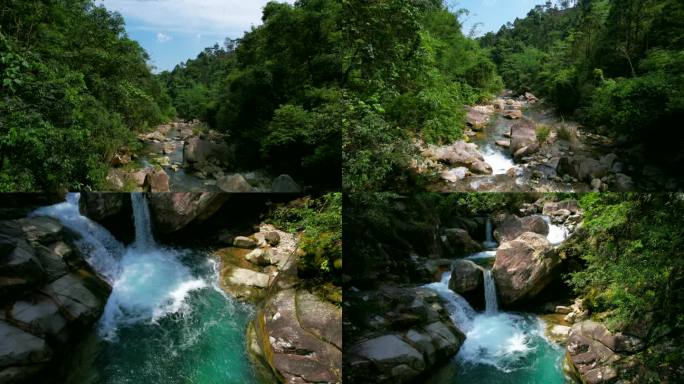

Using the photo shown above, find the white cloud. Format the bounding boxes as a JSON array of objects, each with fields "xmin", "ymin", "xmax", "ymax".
[
  {"xmin": 156, "ymin": 32, "xmax": 171, "ymax": 42},
  {"xmin": 98, "ymin": 0, "xmax": 296, "ymax": 36}
]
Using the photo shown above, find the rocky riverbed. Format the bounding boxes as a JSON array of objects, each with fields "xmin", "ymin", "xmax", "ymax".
[
  {"xmin": 414, "ymin": 92, "xmax": 674, "ymax": 192},
  {"xmin": 107, "ymin": 121, "xmax": 303, "ymax": 193},
  {"xmin": 343, "ymin": 195, "xmax": 667, "ymax": 384}
]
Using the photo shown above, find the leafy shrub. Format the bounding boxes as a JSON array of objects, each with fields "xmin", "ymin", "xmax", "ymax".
[
  {"xmin": 269, "ymin": 193, "xmax": 342, "ymax": 284},
  {"xmin": 536, "ymin": 124, "xmax": 551, "ymax": 143}
]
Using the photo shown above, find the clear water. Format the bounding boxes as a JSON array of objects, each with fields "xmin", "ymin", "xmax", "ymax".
[
  {"xmin": 34, "ymin": 194, "xmax": 262, "ymax": 384},
  {"xmin": 425, "ymin": 269, "xmax": 567, "ymax": 384}
]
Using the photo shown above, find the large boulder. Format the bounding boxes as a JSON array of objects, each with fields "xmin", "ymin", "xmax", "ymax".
[
  {"xmin": 425, "ymin": 141, "xmax": 493, "ymax": 175},
  {"xmin": 249, "ymin": 289, "xmax": 342, "ymax": 383},
  {"xmin": 143, "ymin": 169, "xmax": 170, "ymax": 192},
  {"xmin": 509, "ymin": 119, "xmax": 538, "ymax": 159},
  {"xmin": 0, "ymin": 217, "xmax": 111, "ymax": 384},
  {"xmin": 0, "ymin": 321, "xmax": 52, "ymax": 369},
  {"xmin": 466, "ymin": 107, "xmax": 490, "ymax": 131},
  {"xmin": 79, "ymin": 193, "xmax": 128, "ymax": 221},
  {"xmin": 559, "ymin": 156, "xmax": 610, "ymax": 182},
  {"xmin": 147, "ymin": 193, "xmax": 229, "ymax": 234},
  {"xmin": 183, "ymin": 137, "xmax": 232, "ymax": 170},
  {"xmin": 493, "ymin": 214, "xmax": 549, "ymax": 243},
  {"xmin": 444, "ymin": 228, "xmax": 481, "ymax": 256},
  {"xmin": 217, "ymin": 174, "xmax": 254, "ymax": 193},
  {"xmin": 344, "ymin": 286, "xmax": 465, "ymax": 384},
  {"xmin": 271, "ymin": 175, "xmax": 302, "ymax": 193},
  {"xmin": 566, "ymin": 321, "xmax": 645, "ymax": 384},
  {"xmin": 448, "ymin": 259, "xmax": 484, "ymax": 309},
  {"xmin": 492, "ymin": 232, "xmax": 558, "ymax": 306}
]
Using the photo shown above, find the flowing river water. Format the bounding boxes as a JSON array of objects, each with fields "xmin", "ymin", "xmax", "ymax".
[
  {"xmin": 32, "ymin": 194, "xmax": 263, "ymax": 383},
  {"xmin": 424, "ymin": 217, "xmax": 573, "ymax": 383}
]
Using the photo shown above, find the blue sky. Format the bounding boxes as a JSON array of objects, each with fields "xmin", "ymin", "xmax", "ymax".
[
  {"xmin": 97, "ymin": 0, "xmax": 295, "ymax": 72},
  {"xmin": 98, "ymin": 0, "xmax": 544, "ymax": 73},
  {"xmin": 456, "ymin": 0, "xmax": 546, "ymax": 37}
]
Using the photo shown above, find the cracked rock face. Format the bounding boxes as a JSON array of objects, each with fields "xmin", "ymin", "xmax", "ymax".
[
  {"xmin": 566, "ymin": 321, "xmax": 645, "ymax": 384},
  {"xmin": 251, "ymin": 288, "xmax": 342, "ymax": 383},
  {"xmin": 1, "ymin": 216, "xmax": 110, "ymax": 383}
]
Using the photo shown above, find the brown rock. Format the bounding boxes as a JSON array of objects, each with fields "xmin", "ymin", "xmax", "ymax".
[
  {"xmin": 492, "ymin": 232, "xmax": 558, "ymax": 306},
  {"xmin": 147, "ymin": 193, "xmax": 229, "ymax": 234}
]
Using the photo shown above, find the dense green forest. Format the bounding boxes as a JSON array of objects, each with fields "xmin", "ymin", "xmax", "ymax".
[
  {"xmin": 341, "ymin": 0, "xmax": 502, "ymax": 191},
  {"xmin": 161, "ymin": 0, "xmax": 342, "ymax": 188},
  {"xmin": 481, "ymin": 0, "xmax": 684, "ymax": 171},
  {"xmin": 0, "ymin": 0, "xmax": 174, "ymax": 191},
  {"xmin": 1, "ymin": 0, "xmax": 342, "ymax": 191}
]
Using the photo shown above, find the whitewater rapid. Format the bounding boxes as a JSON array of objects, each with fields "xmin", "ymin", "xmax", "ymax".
[{"xmin": 33, "ymin": 193, "xmax": 208, "ymax": 339}]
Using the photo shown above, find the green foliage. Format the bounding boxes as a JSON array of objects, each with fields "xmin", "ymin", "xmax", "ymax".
[
  {"xmin": 570, "ymin": 194, "xmax": 684, "ymax": 341},
  {"xmin": 342, "ymin": 0, "xmax": 502, "ymax": 190},
  {"xmin": 0, "ymin": 1, "xmax": 173, "ymax": 191},
  {"xmin": 483, "ymin": 0, "xmax": 684, "ymax": 170},
  {"xmin": 165, "ymin": 0, "xmax": 343, "ymax": 188},
  {"xmin": 269, "ymin": 194, "xmax": 342, "ymax": 284},
  {"xmin": 536, "ymin": 124, "xmax": 551, "ymax": 143}
]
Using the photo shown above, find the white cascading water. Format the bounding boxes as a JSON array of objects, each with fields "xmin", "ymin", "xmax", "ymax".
[
  {"xmin": 481, "ymin": 145, "xmax": 515, "ymax": 175},
  {"xmin": 426, "ymin": 270, "xmax": 535, "ymax": 372},
  {"xmin": 482, "ymin": 217, "xmax": 498, "ymax": 249},
  {"xmin": 542, "ymin": 216, "xmax": 569, "ymax": 245},
  {"xmin": 99, "ymin": 193, "xmax": 206, "ymax": 339},
  {"xmin": 31, "ymin": 193, "xmax": 124, "ymax": 283},
  {"xmin": 33, "ymin": 193, "xmax": 207, "ymax": 340},
  {"xmin": 484, "ymin": 270, "xmax": 498, "ymax": 315}
]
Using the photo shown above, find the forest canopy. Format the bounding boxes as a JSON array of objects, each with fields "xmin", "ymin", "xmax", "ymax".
[
  {"xmin": 481, "ymin": 0, "xmax": 684, "ymax": 171},
  {"xmin": 0, "ymin": 0, "xmax": 174, "ymax": 191}
]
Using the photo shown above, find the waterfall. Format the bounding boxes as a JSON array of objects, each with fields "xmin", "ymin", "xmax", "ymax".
[
  {"xmin": 483, "ymin": 217, "xmax": 498, "ymax": 249},
  {"xmin": 131, "ymin": 193, "xmax": 155, "ymax": 250},
  {"xmin": 542, "ymin": 216, "xmax": 569, "ymax": 245},
  {"xmin": 426, "ymin": 271, "xmax": 535, "ymax": 372},
  {"xmin": 32, "ymin": 193, "xmax": 207, "ymax": 340},
  {"xmin": 484, "ymin": 270, "xmax": 498, "ymax": 314},
  {"xmin": 31, "ymin": 193, "xmax": 123, "ymax": 283}
]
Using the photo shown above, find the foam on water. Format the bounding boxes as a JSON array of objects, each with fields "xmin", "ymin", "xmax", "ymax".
[
  {"xmin": 542, "ymin": 216, "xmax": 569, "ymax": 245},
  {"xmin": 466, "ymin": 250, "xmax": 497, "ymax": 260},
  {"xmin": 33, "ymin": 193, "xmax": 209, "ymax": 340},
  {"xmin": 31, "ymin": 193, "xmax": 124, "ymax": 282},
  {"xmin": 482, "ymin": 145, "xmax": 515, "ymax": 175}
]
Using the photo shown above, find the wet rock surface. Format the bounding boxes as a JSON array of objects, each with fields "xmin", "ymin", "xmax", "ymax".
[
  {"xmin": 344, "ymin": 286, "xmax": 466, "ymax": 384},
  {"xmin": 0, "ymin": 217, "xmax": 110, "ymax": 383},
  {"xmin": 215, "ymin": 222, "xmax": 341, "ymax": 383}
]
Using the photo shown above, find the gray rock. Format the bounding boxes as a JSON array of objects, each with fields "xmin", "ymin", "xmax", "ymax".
[
  {"xmin": 43, "ymin": 273, "xmax": 106, "ymax": 324},
  {"xmin": 217, "ymin": 174, "xmax": 254, "ymax": 193},
  {"xmin": 11, "ymin": 295, "xmax": 68, "ymax": 337},
  {"xmin": 233, "ymin": 236, "xmax": 257, "ymax": 249},
  {"xmin": 227, "ymin": 268, "xmax": 270, "ymax": 288},
  {"xmin": 244, "ymin": 248, "xmax": 271, "ymax": 266},
  {"xmin": 264, "ymin": 231, "xmax": 280, "ymax": 246},
  {"xmin": 350, "ymin": 334, "xmax": 425, "ymax": 373},
  {"xmin": 0, "ymin": 321, "xmax": 52, "ymax": 367},
  {"xmin": 271, "ymin": 175, "xmax": 302, "ymax": 193}
]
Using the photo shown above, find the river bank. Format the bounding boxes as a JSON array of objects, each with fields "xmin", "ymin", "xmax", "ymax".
[
  {"xmin": 106, "ymin": 121, "xmax": 304, "ymax": 193},
  {"xmin": 412, "ymin": 92, "xmax": 677, "ymax": 192}
]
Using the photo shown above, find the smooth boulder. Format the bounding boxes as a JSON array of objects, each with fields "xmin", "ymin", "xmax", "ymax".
[
  {"xmin": 448, "ymin": 259, "xmax": 484, "ymax": 309},
  {"xmin": 425, "ymin": 141, "xmax": 493, "ymax": 175},
  {"xmin": 492, "ymin": 232, "xmax": 558, "ymax": 306},
  {"xmin": 147, "ymin": 193, "xmax": 229, "ymax": 234}
]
